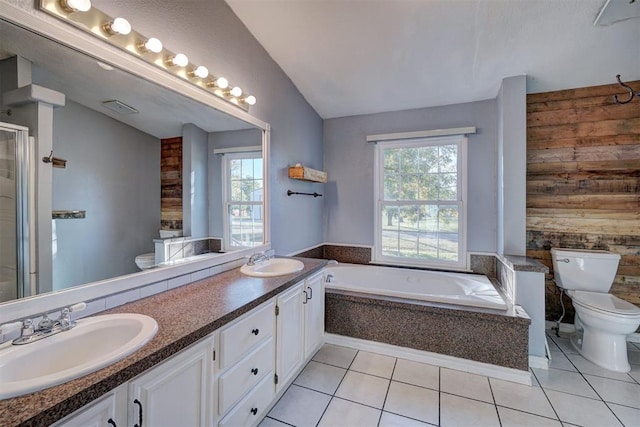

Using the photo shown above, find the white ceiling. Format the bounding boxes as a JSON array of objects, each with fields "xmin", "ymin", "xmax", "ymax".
[{"xmin": 227, "ymin": 0, "xmax": 640, "ymax": 119}]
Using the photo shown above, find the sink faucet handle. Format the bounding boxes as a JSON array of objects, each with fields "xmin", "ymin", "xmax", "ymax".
[
  {"xmin": 0, "ymin": 321, "xmax": 23, "ymax": 336},
  {"xmin": 38, "ymin": 313, "xmax": 55, "ymax": 330},
  {"xmin": 59, "ymin": 302, "xmax": 87, "ymax": 330},
  {"xmin": 20, "ymin": 319, "xmax": 35, "ymax": 339},
  {"xmin": 69, "ymin": 302, "xmax": 87, "ymax": 313}
]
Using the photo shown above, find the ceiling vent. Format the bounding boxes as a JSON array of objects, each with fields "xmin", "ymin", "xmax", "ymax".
[{"xmin": 102, "ymin": 100, "xmax": 138, "ymax": 115}]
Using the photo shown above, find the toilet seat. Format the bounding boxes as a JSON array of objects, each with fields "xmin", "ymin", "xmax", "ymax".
[{"xmin": 570, "ymin": 291, "xmax": 640, "ymax": 317}]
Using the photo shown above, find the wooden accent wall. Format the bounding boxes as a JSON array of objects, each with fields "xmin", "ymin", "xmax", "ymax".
[
  {"xmin": 161, "ymin": 137, "xmax": 183, "ymax": 230},
  {"xmin": 526, "ymin": 81, "xmax": 640, "ymax": 322}
]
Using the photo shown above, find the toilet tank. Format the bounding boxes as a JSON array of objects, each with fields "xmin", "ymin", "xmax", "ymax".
[{"xmin": 550, "ymin": 248, "xmax": 621, "ymax": 292}]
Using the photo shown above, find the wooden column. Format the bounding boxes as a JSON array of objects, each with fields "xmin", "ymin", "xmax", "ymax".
[{"xmin": 160, "ymin": 137, "xmax": 183, "ymax": 230}]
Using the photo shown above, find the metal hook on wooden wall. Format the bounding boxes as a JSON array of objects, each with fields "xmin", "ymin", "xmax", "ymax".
[{"xmin": 613, "ymin": 74, "xmax": 639, "ymax": 105}]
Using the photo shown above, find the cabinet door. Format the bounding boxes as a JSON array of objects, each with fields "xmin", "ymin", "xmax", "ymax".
[
  {"xmin": 128, "ymin": 337, "xmax": 213, "ymax": 427},
  {"xmin": 275, "ymin": 282, "xmax": 305, "ymax": 391},
  {"xmin": 304, "ymin": 272, "xmax": 325, "ymax": 358},
  {"xmin": 54, "ymin": 385, "xmax": 126, "ymax": 427}
]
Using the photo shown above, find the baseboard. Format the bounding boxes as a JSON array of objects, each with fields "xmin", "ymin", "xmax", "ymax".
[
  {"xmin": 325, "ymin": 333, "xmax": 532, "ymax": 386},
  {"xmin": 529, "ymin": 355, "xmax": 549, "ymax": 369},
  {"xmin": 545, "ymin": 321, "xmax": 640, "ymax": 344}
]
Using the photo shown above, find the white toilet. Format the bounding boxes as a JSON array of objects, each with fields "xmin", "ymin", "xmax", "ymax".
[
  {"xmin": 551, "ymin": 248, "xmax": 640, "ymax": 372},
  {"xmin": 135, "ymin": 253, "xmax": 156, "ymax": 270}
]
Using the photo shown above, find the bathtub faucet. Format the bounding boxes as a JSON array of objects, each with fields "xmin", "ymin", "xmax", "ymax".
[{"xmin": 325, "ymin": 274, "xmax": 334, "ymax": 283}]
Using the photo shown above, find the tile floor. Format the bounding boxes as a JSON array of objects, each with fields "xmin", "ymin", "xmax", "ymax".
[{"xmin": 261, "ymin": 332, "xmax": 640, "ymax": 427}]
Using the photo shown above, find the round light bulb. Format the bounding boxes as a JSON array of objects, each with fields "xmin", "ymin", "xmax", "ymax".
[
  {"xmin": 193, "ymin": 66, "xmax": 209, "ymax": 79},
  {"xmin": 243, "ymin": 95, "xmax": 257, "ymax": 106},
  {"xmin": 215, "ymin": 77, "xmax": 229, "ymax": 89},
  {"xmin": 140, "ymin": 38, "xmax": 163, "ymax": 53},
  {"xmin": 104, "ymin": 17, "xmax": 131, "ymax": 36},
  {"xmin": 60, "ymin": 0, "xmax": 91, "ymax": 13},
  {"xmin": 229, "ymin": 86, "xmax": 242, "ymax": 97},
  {"xmin": 167, "ymin": 53, "xmax": 189, "ymax": 68}
]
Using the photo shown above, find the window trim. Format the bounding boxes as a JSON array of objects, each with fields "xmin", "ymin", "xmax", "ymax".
[
  {"xmin": 221, "ymin": 151, "xmax": 264, "ymax": 252},
  {"xmin": 373, "ymin": 135, "xmax": 468, "ymax": 270}
]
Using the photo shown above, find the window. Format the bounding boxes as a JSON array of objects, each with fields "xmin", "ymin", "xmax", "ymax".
[
  {"xmin": 374, "ymin": 135, "xmax": 467, "ymax": 269},
  {"xmin": 222, "ymin": 152, "xmax": 263, "ymax": 250}
]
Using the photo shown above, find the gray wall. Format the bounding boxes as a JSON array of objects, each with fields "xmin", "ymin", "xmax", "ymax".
[
  {"xmin": 52, "ymin": 100, "xmax": 159, "ymax": 290},
  {"xmin": 182, "ymin": 123, "xmax": 209, "ymax": 238},
  {"xmin": 323, "ymin": 100, "xmax": 498, "ymax": 255}
]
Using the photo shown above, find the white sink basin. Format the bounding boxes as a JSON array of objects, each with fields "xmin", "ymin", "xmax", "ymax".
[
  {"xmin": 0, "ymin": 313, "xmax": 158, "ymax": 399},
  {"xmin": 240, "ymin": 258, "xmax": 304, "ymax": 277}
]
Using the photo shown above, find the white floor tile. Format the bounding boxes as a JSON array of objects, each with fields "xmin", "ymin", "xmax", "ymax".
[
  {"xmin": 258, "ymin": 417, "xmax": 291, "ymax": 427},
  {"xmin": 628, "ymin": 349, "xmax": 640, "ymax": 365},
  {"xmin": 312, "ymin": 344, "xmax": 358, "ymax": 368},
  {"xmin": 318, "ymin": 397, "xmax": 381, "ymax": 427},
  {"xmin": 609, "ymin": 403, "xmax": 640, "ymax": 427},
  {"xmin": 532, "ymin": 367, "xmax": 599, "ymax": 399},
  {"xmin": 441, "ymin": 367, "xmax": 493, "ymax": 403},
  {"xmin": 564, "ymin": 352, "xmax": 636, "ymax": 383},
  {"xmin": 585, "ymin": 375, "xmax": 640, "ymax": 408},
  {"xmin": 629, "ymin": 364, "xmax": 640, "ymax": 384},
  {"xmin": 392, "ymin": 359, "xmax": 439, "ymax": 391},
  {"xmin": 497, "ymin": 407, "xmax": 562, "ymax": 427},
  {"xmin": 383, "ymin": 381, "xmax": 439, "ymax": 425},
  {"xmin": 440, "ymin": 393, "xmax": 500, "ymax": 427},
  {"xmin": 549, "ymin": 351, "xmax": 577, "ymax": 371},
  {"xmin": 379, "ymin": 411, "xmax": 430, "ymax": 427},
  {"xmin": 267, "ymin": 384, "xmax": 331, "ymax": 427},
  {"xmin": 335, "ymin": 370, "xmax": 390, "ymax": 409},
  {"xmin": 350, "ymin": 351, "xmax": 396, "ymax": 378},
  {"xmin": 294, "ymin": 360, "xmax": 346, "ymax": 394},
  {"xmin": 544, "ymin": 389, "xmax": 623, "ymax": 427},
  {"xmin": 490, "ymin": 377, "xmax": 557, "ymax": 419},
  {"xmin": 549, "ymin": 337, "xmax": 580, "ymax": 354}
]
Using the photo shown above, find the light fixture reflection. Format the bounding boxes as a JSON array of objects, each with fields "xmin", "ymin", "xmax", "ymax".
[
  {"xmin": 206, "ymin": 76, "xmax": 229, "ymax": 90},
  {"xmin": 166, "ymin": 53, "xmax": 189, "ymax": 68},
  {"xmin": 59, "ymin": 0, "xmax": 91, "ymax": 13},
  {"xmin": 243, "ymin": 95, "xmax": 257, "ymax": 106},
  {"xmin": 138, "ymin": 37, "xmax": 163, "ymax": 54},
  {"xmin": 229, "ymin": 86, "xmax": 242, "ymax": 97},
  {"xmin": 102, "ymin": 17, "xmax": 131, "ymax": 36}
]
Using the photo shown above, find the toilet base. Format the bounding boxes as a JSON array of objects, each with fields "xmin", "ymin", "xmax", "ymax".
[{"xmin": 570, "ymin": 328, "xmax": 631, "ymax": 373}]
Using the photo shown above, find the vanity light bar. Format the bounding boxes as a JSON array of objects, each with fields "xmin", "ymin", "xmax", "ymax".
[{"xmin": 40, "ymin": 0, "xmax": 256, "ymax": 111}]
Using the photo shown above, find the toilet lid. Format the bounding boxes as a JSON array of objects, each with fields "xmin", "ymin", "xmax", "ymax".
[{"xmin": 572, "ymin": 291, "xmax": 640, "ymax": 316}]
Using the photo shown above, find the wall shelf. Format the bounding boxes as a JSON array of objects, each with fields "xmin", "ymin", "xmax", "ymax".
[{"xmin": 288, "ymin": 165, "xmax": 327, "ymax": 183}]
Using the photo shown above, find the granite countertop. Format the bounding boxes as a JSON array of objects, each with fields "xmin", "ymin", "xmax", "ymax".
[
  {"xmin": 0, "ymin": 257, "xmax": 326, "ymax": 427},
  {"xmin": 501, "ymin": 255, "xmax": 549, "ymax": 273}
]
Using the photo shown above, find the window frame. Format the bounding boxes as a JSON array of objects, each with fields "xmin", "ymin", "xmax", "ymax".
[
  {"xmin": 221, "ymin": 151, "xmax": 264, "ymax": 252},
  {"xmin": 373, "ymin": 135, "xmax": 468, "ymax": 270}
]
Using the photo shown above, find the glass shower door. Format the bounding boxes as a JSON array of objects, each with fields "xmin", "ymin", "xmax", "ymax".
[{"xmin": 0, "ymin": 123, "xmax": 30, "ymax": 302}]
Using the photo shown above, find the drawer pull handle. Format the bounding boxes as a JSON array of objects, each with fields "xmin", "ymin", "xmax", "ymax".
[
  {"xmin": 107, "ymin": 419, "xmax": 117, "ymax": 427},
  {"xmin": 250, "ymin": 407, "xmax": 258, "ymax": 416},
  {"xmin": 251, "ymin": 328, "xmax": 259, "ymax": 335},
  {"xmin": 251, "ymin": 367, "xmax": 259, "ymax": 375},
  {"xmin": 133, "ymin": 399, "xmax": 143, "ymax": 427},
  {"xmin": 303, "ymin": 290, "xmax": 308, "ymax": 304},
  {"xmin": 307, "ymin": 286, "xmax": 313, "ymax": 299}
]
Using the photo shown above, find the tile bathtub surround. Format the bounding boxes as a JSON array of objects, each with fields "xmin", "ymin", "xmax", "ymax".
[
  {"xmin": 0, "ymin": 258, "xmax": 327, "ymax": 427},
  {"xmin": 294, "ymin": 244, "xmax": 372, "ymax": 265},
  {"xmin": 325, "ymin": 290, "xmax": 530, "ymax": 370},
  {"xmin": 264, "ymin": 338, "xmax": 640, "ymax": 427}
]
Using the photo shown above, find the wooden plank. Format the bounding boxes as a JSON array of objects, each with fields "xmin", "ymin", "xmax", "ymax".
[
  {"xmin": 527, "ymin": 118, "xmax": 640, "ymax": 141},
  {"xmin": 527, "ymin": 145, "xmax": 640, "ymax": 164},
  {"xmin": 527, "ymin": 81, "xmax": 640, "ymax": 103},
  {"xmin": 288, "ymin": 165, "xmax": 328, "ymax": 183},
  {"xmin": 526, "ymin": 230, "xmax": 640, "ymax": 251},
  {"xmin": 526, "ymin": 208, "xmax": 639, "ymax": 220},
  {"xmin": 527, "ymin": 159, "xmax": 640, "ymax": 175},
  {"xmin": 527, "ymin": 103, "xmax": 639, "ymax": 128},
  {"xmin": 525, "ymin": 171, "xmax": 640, "ymax": 182},
  {"xmin": 526, "ymin": 178, "xmax": 639, "ymax": 194},
  {"xmin": 526, "ymin": 216, "xmax": 640, "ymax": 236},
  {"xmin": 527, "ymin": 194, "xmax": 639, "ymax": 209},
  {"xmin": 527, "ymin": 94, "xmax": 617, "ymax": 113},
  {"xmin": 527, "ymin": 134, "xmax": 640, "ymax": 150}
]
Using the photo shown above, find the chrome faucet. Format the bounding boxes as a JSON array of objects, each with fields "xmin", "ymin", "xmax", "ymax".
[
  {"xmin": 247, "ymin": 249, "xmax": 275, "ymax": 266},
  {"xmin": 325, "ymin": 274, "xmax": 334, "ymax": 283},
  {"xmin": 11, "ymin": 302, "xmax": 86, "ymax": 345}
]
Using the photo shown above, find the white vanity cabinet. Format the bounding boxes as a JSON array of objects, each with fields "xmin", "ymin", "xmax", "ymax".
[
  {"xmin": 53, "ymin": 384, "xmax": 127, "ymax": 427},
  {"xmin": 275, "ymin": 282, "xmax": 305, "ymax": 391},
  {"xmin": 54, "ymin": 334, "xmax": 214, "ymax": 427},
  {"xmin": 217, "ymin": 300, "xmax": 276, "ymax": 426},
  {"xmin": 128, "ymin": 336, "xmax": 214, "ymax": 427},
  {"xmin": 304, "ymin": 271, "xmax": 325, "ymax": 358}
]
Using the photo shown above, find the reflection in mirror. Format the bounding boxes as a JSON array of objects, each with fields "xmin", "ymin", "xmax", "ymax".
[{"xmin": 0, "ymin": 18, "xmax": 266, "ymax": 303}]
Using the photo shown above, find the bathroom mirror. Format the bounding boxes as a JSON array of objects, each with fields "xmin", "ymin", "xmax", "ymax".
[{"xmin": 0, "ymin": 17, "xmax": 268, "ymax": 303}]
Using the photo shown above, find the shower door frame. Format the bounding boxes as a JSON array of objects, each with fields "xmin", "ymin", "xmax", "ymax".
[{"xmin": 0, "ymin": 122, "xmax": 32, "ymax": 300}]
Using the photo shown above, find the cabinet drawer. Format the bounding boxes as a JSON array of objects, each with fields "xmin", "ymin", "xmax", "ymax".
[
  {"xmin": 218, "ymin": 372, "xmax": 275, "ymax": 427},
  {"xmin": 220, "ymin": 300, "xmax": 275, "ymax": 369},
  {"xmin": 219, "ymin": 337, "xmax": 274, "ymax": 415}
]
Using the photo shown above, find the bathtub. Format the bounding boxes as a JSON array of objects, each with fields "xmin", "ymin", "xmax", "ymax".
[{"xmin": 324, "ymin": 264, "xmax": 508, "ymax": 311}]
